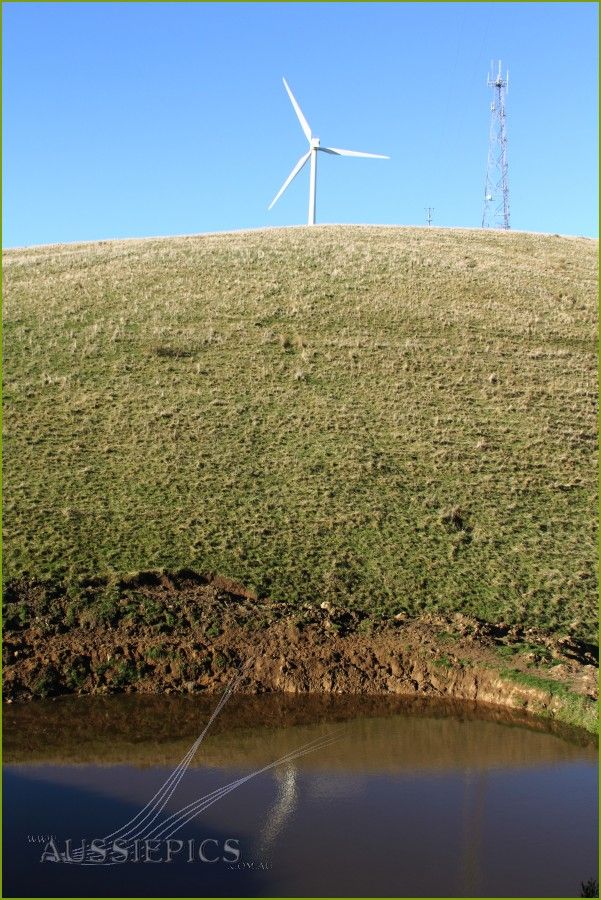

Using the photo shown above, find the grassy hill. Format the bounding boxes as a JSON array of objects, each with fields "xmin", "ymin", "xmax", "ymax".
[{"xmin": 2, "ymin": 225, "xmax": 598, "ymax": 641}]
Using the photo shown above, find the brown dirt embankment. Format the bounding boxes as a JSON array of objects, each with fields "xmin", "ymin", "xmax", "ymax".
[{"xmin": 3, "ymin": 570, "xmax": 598, "ymax": 734}]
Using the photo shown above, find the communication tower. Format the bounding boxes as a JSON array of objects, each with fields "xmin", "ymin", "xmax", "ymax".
[{"xmin": 482, "ymin": 61, "xmax": 510, "ymax": 229}]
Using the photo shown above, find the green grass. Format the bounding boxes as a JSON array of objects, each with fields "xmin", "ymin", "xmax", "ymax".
[
  {"xmin": 2, "ymin": 225, "xmax": 598, "ymax": 639},
  {"xmin": 433, "ymin": 654, "xmax": 453, "ymax": 669},
  {"xmin": 500, "ymin": 668, "xmax": 598, "ymax": 732}
]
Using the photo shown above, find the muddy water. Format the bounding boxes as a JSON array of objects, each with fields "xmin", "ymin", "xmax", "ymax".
[{"xmin": 3, "ymin": 695, "xmax": 598, "ymax": 898}]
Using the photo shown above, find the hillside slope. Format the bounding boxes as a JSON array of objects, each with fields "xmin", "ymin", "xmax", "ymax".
[{"xmin": 2, "ymin": 226, "xmax": 598, "ymax": 640}]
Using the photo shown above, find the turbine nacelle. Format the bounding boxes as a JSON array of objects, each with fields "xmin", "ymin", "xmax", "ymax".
[{"xmin": 269, "ymin": 77, "xmax": 389, "ymax": 225}]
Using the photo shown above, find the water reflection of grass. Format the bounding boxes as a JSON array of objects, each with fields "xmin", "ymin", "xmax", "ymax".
[{"xmin": 4, "ymin": 694, "xmax": 597, "ymax": 767}]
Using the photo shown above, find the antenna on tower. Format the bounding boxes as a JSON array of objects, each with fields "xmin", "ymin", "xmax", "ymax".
[
  {"xmin": 482, "ymin": 60, "xmax": 510, "ymax": 230},
  {"xmin": 425, "ymin": 207, "xmax": 434, "ymax": 226}
]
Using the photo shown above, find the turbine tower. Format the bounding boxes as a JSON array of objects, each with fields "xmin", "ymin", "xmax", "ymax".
[
  {"xmin": 269, "ymin": 78, "xmax": 389, "ymax": 226},
  {"xmin": 482, "ymin": 60, "xmax": 510, "ymax": 230}
]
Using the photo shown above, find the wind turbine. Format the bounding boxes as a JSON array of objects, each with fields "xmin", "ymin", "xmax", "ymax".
[{"xmin": 268, "ymin": 78, "xmax": 389, "ymax": 226}]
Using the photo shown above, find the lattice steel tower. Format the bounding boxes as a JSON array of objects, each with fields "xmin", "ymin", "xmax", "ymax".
[{"xmin": 482, "ymin": 60, "xmax": 510, "ymax": 230}]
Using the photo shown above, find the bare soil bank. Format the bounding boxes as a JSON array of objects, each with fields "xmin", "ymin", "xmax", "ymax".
[{"xmin": 3, "ymin": 570, "xmax": 598, "ymax": 733}]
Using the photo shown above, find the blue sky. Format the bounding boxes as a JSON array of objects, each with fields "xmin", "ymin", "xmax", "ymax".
[{"xmin": 3, "ymin": 2, "xmax": 598, "ymax": 246}]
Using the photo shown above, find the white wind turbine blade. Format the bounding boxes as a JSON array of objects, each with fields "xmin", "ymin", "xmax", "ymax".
[
  {"xmin": 268, "ymin": 150, "xmax": 311, "ymax": 210},
  {"xmin": 320, "ymin": 147, "xmax": 389, "ymax": 159},
  {"xmin": 282, "ymin": 77, "xmax": 312, "ymax": 142}
]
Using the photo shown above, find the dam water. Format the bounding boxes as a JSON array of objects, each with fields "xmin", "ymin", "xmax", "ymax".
[{"xmin": 3, "ymin": 693, "xmax": 598, "ymax": 898}]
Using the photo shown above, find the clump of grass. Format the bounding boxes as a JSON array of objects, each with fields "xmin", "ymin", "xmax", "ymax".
[
  {"xmin": 495, "ymin": 644, "xmax": 518, "ymax": 658},
  {"xmin": 32, "ymin": 666, "xmax": 60, "ymax": 699},
  {"xmin": 439, "ymin": 506, "xmax": 467, "ymax": 531},
  {"xmin": 2, "ymin": 599, "xmax": 34, "ymax": 630},
  {"xmin": 580, "ymin": 878, "xmax": 599, "ymax": 898},
  {"xmin": 153, "ymin": 345, "xmax": 196, "ymax": 359},
  {"xmin": 111, "ymin": 661, "xmax": 140, "ymax": 687},
  {"xmin": 434, "ymin": 654, "xmax": 453, "ymax": 669},
  {"xmin": 212, "ymin": 651, "xmax": 227, "ymax": 671},
  {"xmin": 357, "ymin": 617, "xmax": 374, "ymax": 636},
  {"xmin": 66, "ymin": 659, "xmax": 89, "ymax": 690},
  {"xmin": 93, "ymin": 661, "xmax": 111, "ymax": 678},
  {"xmin": 88, "ymin": 587, "xmax": 120, "ymax": 626},
  {"xmin": 436, "ymin": 630, "xmax": 458, "ymax": 643}
]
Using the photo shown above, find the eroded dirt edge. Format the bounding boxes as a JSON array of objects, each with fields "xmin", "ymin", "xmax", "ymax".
[{"xmin": 3, "ymin": 570, "xmax": 598, "ymax": 734}]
